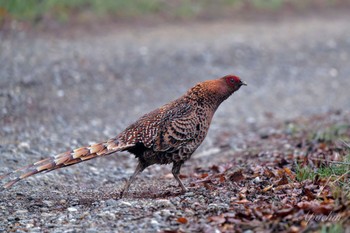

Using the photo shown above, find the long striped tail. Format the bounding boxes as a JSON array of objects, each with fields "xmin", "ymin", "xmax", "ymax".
[{"xmin": 0, "ymin": 137, "xmax": 134, "ymax": 190}]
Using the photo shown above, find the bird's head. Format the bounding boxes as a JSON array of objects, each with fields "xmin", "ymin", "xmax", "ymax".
[
  {"xmin": 188, "ymin": 74, "xmax": 246, "ymax": 105},
  {"xmin": 222, "ymin": 75, "xmax": 247, "ymax": 93}
]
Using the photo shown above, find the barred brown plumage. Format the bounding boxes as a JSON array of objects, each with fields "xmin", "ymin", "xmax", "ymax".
[{"xmin": 0, "ymin": 74, "xmax": 246, "ymax": 196}]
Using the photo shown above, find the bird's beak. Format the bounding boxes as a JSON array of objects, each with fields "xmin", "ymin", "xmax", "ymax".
[{"xmin": 241, "ymin": 81, "xmax": 247, "ymax": 86}]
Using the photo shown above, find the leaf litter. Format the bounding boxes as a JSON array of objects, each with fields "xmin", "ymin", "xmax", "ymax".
[{"xmin": 182, "ymin": 111, "xmax": 350, "ymax": 232}]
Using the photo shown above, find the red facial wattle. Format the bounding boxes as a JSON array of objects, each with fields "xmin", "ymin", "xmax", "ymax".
[{"xmin": 225, "ymin": 75, "xmax": 242, "ymax": 88}]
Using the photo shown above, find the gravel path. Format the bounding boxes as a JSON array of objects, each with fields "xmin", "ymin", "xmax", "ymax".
[{"xmin": 1, "ymin": 13, "xmax": 350, "ymax": 232}]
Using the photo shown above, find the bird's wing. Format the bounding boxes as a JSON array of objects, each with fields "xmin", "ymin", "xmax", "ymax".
[
  {"xmin": 152, "ymin": 101, "xmax": 200, "ymax": 152},
  {"xmin": 117, "ymin": 99, "xmax": 199, "ymax": 153}
]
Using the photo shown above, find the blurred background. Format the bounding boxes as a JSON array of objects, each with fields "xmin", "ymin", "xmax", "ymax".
[
  {"xmin": 0, "ymin": 0, "xmax": 350, "ymax": 148},
  {"xmin": 1, "ymin": 2, "xmax": 350, "ymax": 232},
  {"xmin": 1, "ymin": 0, "xmax": 350, "ymax": 24}
]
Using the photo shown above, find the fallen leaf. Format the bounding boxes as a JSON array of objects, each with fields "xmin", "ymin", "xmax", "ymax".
[
  {"xmin": 177, "ymin": 217, "xmax": 188, "ymax": 224},
  {"xmin": 164, "ymin": 173, "xmax": 174, "ymax": 179},
  {"xmin": 211, "ymin": 165, "xmax": 226, "ymax": 173},
  {"xmin": 272, "ymin": 207, "xmax": 295, "ymax": 218},
  {"xmin": 276, "ymin": 174, "xmax": 289, "ymax": 186},
  {"xmin": 232, "ymin": 199, "xmax": 250, "ymax": 204},
  {"xmin": 263, "ymin": 184, "xmax": 273, "ymax": 192},
  {"xmin": 229, "ymin": 170, "xmax": 244, "ymax": 183},
  {"xmin": 303, "ymin": 188, "xmax": 316, "ymax": 200},
  {"xmin": 319, "ymin": 143, "xmax": 327, "ymax": 150},
  {"xmin": 264, "ymin": 168, "xmax": 276, "ymax": 178},
  {"xmin": 208, "ymin": 215, "xmax": 226, "ymax": 224},
  {"xmin": 219, "ymin": 174, "xmax": 225, "ymax": 183},
  {"xmin": 297, "ymin": 201, "xmax": 334, "ymax": 214},
  {"xmin": 290, "ymin": 226, "xmax": 300, "ymax": 233},
  {"xmin": 283, "ymin": 167, "xmax": 293, "ymax": 177},
  {"xmin": 278, "ymin": 158, "xmax": 289, "ymax": 167}
]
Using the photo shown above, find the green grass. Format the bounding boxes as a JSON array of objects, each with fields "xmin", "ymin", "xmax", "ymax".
[
  {"xmin": 311, "ymin": 124, "xmax": 350, "ymax": 144},
  {"xmin": 295, "ymin": 154, "xmax": 350, "ymax": 182},
  {"xmin": 295, "ymin": 148, "xmax": 349, "ymax": 233},
  {"xmin": 320, "ymin": 223, "xmax": 345, "ymax": 233},
  {"xmin": 295, "ymin": 162, "xmax": 317, "ymax": 181},
  {"xmin": 0, "ymin": 0, "xmax": 348, "ymax": 24}
]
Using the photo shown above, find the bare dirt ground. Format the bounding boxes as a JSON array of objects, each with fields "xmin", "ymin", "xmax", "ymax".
[{"xmin": 0, "ymin": 12, "xmax": 350, "ymax": 232}]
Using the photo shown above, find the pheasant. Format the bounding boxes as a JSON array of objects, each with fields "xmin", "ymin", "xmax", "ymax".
[{"xmin": 0, "ymin": 75, "xmax": 246, "ymax": 196}]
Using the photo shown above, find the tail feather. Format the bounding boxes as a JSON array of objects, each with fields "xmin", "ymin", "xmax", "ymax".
[{"xmin": 0, "ymin": 138, "xmax": 134, "ymax": 190}]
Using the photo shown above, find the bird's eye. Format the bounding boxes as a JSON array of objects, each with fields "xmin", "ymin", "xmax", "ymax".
[{"xmin": 225, "ymin": 75, "xmax": 241, "ymax": 87}]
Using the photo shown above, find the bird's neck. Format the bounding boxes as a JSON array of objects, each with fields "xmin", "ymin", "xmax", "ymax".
[{"xmin": 185, "ymin": 84, "xmax": 231, "ymax": 110}]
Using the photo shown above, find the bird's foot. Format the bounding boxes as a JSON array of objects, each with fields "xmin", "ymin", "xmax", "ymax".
[
  {"xmin": 119, "ymin": 189, "xmax": 128, "ymax": 199},
  {"xmin": 179, "ymin": 184, "xmax": 188, "ymax": 193}
]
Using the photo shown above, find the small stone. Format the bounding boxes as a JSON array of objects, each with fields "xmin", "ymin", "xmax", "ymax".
[
  {"xmin": 155, "ymin": 199, "xmax": 172, "ymax": 207},
  {"xmin": 26, "ymin": 223, "xmax": 34, "ymax": 228},
  {"xmin": 18, "ymin": 142, "xmax": 30, "ymax": 150},
  {"xmin": 119, "ymin": 201, "xmax": 132, "ymax": 207},
  {"xmin": 105, "ymin": 199, "xmax": 118, "ymax": 206},
  {"xmin": 150, "ymin": 219, "xmax": 159, "ymax": 227},
  {"xmin": 244, "ymin": 230, "xmax": 254, "ymax": 233},
  {"xmin": 43, "ymin": 200, "xmax": 54, "ymax": 207},
  {"xmin": 184, "ymin": 192, "xmax": 195, "ymax": 197},
  {"xmin": 98, "ymin": 211, "xmax": 116, "ymax": 221},
  {"xmin": 86, "ymin": 228, "xmax": 99, "ymax": 233},
  {"xmin": 15, "ymin": 209, "xmax": 28, "ymax": 214},
  {"xmin": 185, "ymin": 209, "xmax": 195, "ymax": 216},
  {"xmin": 41, "ymin": 212, "xmax": 54, "ymax": 217},
  {"xmin": 191, "ymin": 202, "xmax": 203, "ymax": 210},
  {"xmin": 160, "ymin": 209, "xmax": 172, "ymax": 217},
  {"xmin": 208, "ymin": 203, "xmax": 218, "ymax": 211},
  {"xmin": 253, "ymin": 177, "xmax": 261, "ymax": 183},
  {"xmin": 67, "ymin": 207, "xmax": 78, "ymax": 212},
  {"xmin": 59, "ymin": 199, "xmax": 66, "ymax": 204}
]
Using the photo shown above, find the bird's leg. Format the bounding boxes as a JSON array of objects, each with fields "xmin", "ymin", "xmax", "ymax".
[
  {"xmin": 120, "ymin": 162, "xmax": 145, "ymax": 198},
  {"xmin": 172, "ymin": 162, "xmax": 187, "ymax": 192}
]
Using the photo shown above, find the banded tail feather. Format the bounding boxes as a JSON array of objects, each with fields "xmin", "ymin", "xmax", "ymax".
[{"xmin": 0, "ymin": 138, "xmax": 133, "ymax": 190}]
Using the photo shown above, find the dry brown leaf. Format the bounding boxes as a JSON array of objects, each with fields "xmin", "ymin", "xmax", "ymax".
[
  {"xmin": 263, "ymin": 185, "xmax": 273, "ymax": 192},
  {"xmin": 229, "ymin": 170, "xmax": 244, "ymax": 183},
  {"xmin": 283, "ymin": 167, "xmax": 294, "ymax": 177},
  {"xmin": 211, "ymin": 165, "xmax": 226, "ymax": 173},
  {"xmin": 208, "ymin": 215, "xmax": 226, "ymax": 224},
  {"xmin": 276, "ymin": 174, "xmax": 289, "ymax": 186},
  {"xmin": 177, "ymin": 217, "xmax": 188, "ymax": 224},
  {"xmin": 272, "ymin": 207, "xmax": 295, "ymax": 218},
  {"xmin": 303, "ymin": 188, "xmax": 316, "ymax": 200},
  {"xmin": 264, "ymin": 168, "xmax": 276, "ymax": 178},
  {"xmin": 219, "ymin": 174, "xmax": 225, "ymax": 183},
  {"xmin": 233, "ymin": 199, "xmax": 250, "ymax": 204},
  {"xmin": 297, "ymin": 201, "xmax": 334, "ymax": 214},
  {"xmin": 290, "ymin": 226, "xmax": 300, "ymax": 233}
]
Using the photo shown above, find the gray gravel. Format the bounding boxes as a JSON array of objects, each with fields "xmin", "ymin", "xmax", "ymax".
[{"xmin": 1, "ymin": 12, "xmax": 350, "ymax": 232}]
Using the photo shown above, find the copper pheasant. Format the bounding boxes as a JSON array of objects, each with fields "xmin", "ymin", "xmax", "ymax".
[{"xmin": 0, "ymin": 75, "xmax": 246, "ymax": 196}]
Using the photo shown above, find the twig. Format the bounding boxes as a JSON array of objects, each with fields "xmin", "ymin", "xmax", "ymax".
[
  {"xmin": 330, "ymin": 170, "xmax": 350, "ymax": 185},
  {"xmin": 340, "ymin": 139, "xmax": 350, "ymax": 149},
  {"xmin": 309, "ymin": 158, "xmax": 350, "ymax": 165},
  {"xmin": 316, "ymin": 175, "xmax": 335, "ymax": 198}
]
